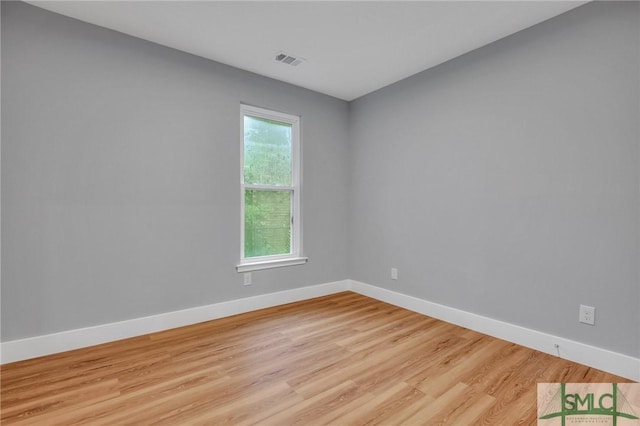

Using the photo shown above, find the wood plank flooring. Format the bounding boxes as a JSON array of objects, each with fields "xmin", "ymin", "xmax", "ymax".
[{"xmin": 0, "ymin": 292, "xmax": 634, "ymax": 425}]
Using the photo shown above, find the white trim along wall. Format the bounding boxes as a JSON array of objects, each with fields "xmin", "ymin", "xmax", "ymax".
[{"xmin": 1, "ymin": 280, "xmax": 638, "ymax": 381}]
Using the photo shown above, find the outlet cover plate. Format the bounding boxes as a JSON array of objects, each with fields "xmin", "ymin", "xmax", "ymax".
[
  {"xmin": 391, "ymin": 268, "xmax": 398, "ymax": 280},
  {"xmin": 579, "ymin": 304, "xmax": 595, "ymax": 325}
]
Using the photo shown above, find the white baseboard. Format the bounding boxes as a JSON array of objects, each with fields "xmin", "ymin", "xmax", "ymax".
[
  {"xmin": 0, "ymin": 280, "xmax": 350, "ymax": 364},
  {"xmin": 2, "ymin": 278, "xmax": 637, "ymax": 381},
  {"xmin": 349, "ymin": 280, "xmax": 640, "ymax": 382}
]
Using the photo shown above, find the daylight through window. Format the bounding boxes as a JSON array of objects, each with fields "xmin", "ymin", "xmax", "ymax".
[{"xmin": 238, "ymin": 105, "xmax": 306, "ymax": 272}]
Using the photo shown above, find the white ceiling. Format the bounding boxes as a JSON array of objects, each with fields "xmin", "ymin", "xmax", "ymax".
[{"xmin": 29, "ymin": 1, "xmax": 587, "ymax": 101}]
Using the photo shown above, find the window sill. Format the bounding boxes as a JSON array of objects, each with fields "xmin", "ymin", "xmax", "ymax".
[{"xmin": 236, "ymin": 256, "xmax": 308, "ymax": 273}]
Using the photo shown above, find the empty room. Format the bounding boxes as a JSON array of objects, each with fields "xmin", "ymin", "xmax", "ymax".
[{"xmin": 1, "ymin": 1, "xmax": 639, "ymax": 424}]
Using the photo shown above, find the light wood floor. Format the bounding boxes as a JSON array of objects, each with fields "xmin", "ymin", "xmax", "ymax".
[{"xmin": 1, "ymin": 292, "xmax": 633, "ymax": 425}]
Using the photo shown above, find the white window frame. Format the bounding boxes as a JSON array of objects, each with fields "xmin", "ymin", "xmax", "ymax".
[{"xmin": 236, "ymin": 104, "xmax": 307, "ymax": 273}]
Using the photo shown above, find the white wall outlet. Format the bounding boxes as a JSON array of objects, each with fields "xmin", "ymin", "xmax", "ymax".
[
  {"xmin": 391, "ymin": 268, "xmax": 398, "ymax": 280},
  {"xmin": 579, "ymin": 304, "xmax": 595, "ymax": 325},
  {"xmin": 243, "ymin": 272, "xmax": 252, "ymax": 286}
]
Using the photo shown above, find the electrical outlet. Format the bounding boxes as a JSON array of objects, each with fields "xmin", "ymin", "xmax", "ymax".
[
  {"xmin": 243, "ymin": 272, "xmax": 252, "ymax": 286},
  {"xmin": 391, "ymin": 268, "xmax": 398, "ymax": 280},
  {"xmin": 579, "ymin": 304, "xmax": 595, "ymax": 325}
]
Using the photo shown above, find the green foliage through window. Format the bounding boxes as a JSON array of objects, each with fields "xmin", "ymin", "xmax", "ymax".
[
  {"xmin": 244, "ymin": 116, "xmax": 292, "ymax": 186},
  {"xmin": 244, "ymin": 190, "xmax": 291, "ymax": 257},
  {"xmin": 243, "ymin": 113, "xmax": 295, "ymax": 258}
]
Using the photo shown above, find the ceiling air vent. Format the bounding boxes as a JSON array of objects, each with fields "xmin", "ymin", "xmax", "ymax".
[{"xmin": 274, "ymin": 52, "xmax": 305, "ymax": 67}]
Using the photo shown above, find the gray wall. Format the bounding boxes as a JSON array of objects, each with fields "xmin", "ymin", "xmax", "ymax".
[
  {"xmin": 1, "ymin": 1, "xmax": 349, "ymax": 341},
  {"xmin": 2, "ymin": 1, "xmax": 638, "ymax": 360},
  {"xmin": 349, "ymin": 1, "xmax": 639, "ymax": 357}
]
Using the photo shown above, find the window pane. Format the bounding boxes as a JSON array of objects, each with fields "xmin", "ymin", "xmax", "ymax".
[
  {"xmin": 243, "ymin": 115, "xmax": 292, "ymax": 186},
  {"xmin": 244, "ymin": 189, "xmax": 291, "ymax": 258}
]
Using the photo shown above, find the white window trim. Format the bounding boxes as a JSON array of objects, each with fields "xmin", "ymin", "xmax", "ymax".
[
  {"xmin": 236, "ymin": 256, "xmax": 308, "ymax": 273},
  {"xmin": 236, "ymin": 104, "xmax": 306, "ymax": 273}
]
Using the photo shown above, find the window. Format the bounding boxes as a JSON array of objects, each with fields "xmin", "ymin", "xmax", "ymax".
[{"xmin": 237, "ymin": 105, "xmax": 307, "ymax": 272}]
